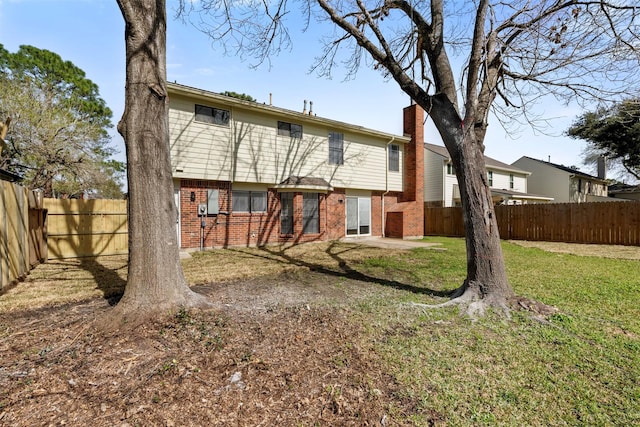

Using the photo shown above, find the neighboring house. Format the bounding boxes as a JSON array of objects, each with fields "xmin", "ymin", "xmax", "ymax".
[
  {"xmin": 168, "ymin": 82, "xmax": 424, "ymax": 250},
  {"xmin": 423, "ymin": 143, "xmax": 552, "ymax": 207},
  {"xmin": 608, "ymin": 183, "xmax": 640, "ymax": 201},
  {"xmin": 512, "ymin": 156, "xmax": 608, "ymax": 203}
]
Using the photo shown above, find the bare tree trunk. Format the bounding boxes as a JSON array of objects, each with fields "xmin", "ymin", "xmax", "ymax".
[
  {"xmin": 427, "ymin": 96, "xmax": 513, "ymax": 314},
  {"xmin": 452, "ymin": 133, "xmax": 513, "ymax": 312},
  {"xmin": 113, "ymin": 0, "xmax": 209, "ymax": 322}
]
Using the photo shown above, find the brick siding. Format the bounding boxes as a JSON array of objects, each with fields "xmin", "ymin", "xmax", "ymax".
[{"xmin": 179, "ymin": 180, "xmax": 345, "ymax": 248}]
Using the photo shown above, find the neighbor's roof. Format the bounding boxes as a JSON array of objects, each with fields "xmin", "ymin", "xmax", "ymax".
[
  {"xmin": 424, "ymin": 143, "xmax": 530, "ymax": 175},
  {"xmin": 451, "ymin": 184, "xmax": 554, "ymax": 202},
  {"xmin": 167, "ymin": 82, "xmax": 412, "ymax": 144},
  {"xmin": 517, "ymin": 156, "xmax": 606, "ymax": 182},
  {"xmin": 608, "ymin": 183, "xmax": 640, "ymax": 194},
  {"xmin": 489, "ymin": 188, "xmax": 554, "ymax": 201}
]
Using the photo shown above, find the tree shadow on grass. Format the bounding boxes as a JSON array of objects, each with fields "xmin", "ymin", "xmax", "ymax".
[
  {"xmin": 78, "ymin": 257, "xmax": 127, "ymax": 306},
  {"xmin": 234, "ymin": 241, "xmax": 451, "ymax": 298}
]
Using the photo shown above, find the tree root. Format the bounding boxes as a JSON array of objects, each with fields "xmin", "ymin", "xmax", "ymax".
[
  {"xmin": 409, "ymin": 290, "xmax": 558, "ymax": 322},
  {"xmin": 408, "ymin": 288, "xmax": 510, "ymax": 320}
]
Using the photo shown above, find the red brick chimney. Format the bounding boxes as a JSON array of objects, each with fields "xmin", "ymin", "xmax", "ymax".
[
  {"xmin": 402, "ymin": 103, "xmax": 424, "ymax": 205},
  {"xmin": 383, "ymin": 102, "xmax": 425, "ymax": 239}
]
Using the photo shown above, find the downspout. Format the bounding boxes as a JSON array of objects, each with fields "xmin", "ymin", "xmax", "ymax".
[{"xmin": 382, "ymin": 136, "xmax": 395, "ymax": 237}]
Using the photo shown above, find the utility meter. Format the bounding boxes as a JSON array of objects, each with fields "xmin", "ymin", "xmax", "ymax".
[{"xmin": 198, "ymin": 203, "xmax": 207, "ymax": 216}]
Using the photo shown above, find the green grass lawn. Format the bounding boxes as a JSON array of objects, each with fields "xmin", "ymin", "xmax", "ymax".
[{"xmin": 355, "ymin": 237, "xmax": 640, "ymax": 426}]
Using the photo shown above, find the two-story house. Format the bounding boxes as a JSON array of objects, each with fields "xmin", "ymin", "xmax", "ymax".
[
  {"xmin": 423, "ymin": 143, "xmax": 552, "ymax": 207},
  {"xmin": 168, "ymin": 83, "xmax": 424, "ymax": 249},
  {"xmin": 512, "ymin": 156, "xmax": 608, "ymax": 203}
]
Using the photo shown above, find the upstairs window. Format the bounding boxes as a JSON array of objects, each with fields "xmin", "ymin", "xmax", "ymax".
[
  {"xmin": 328, "ymin": 132, "xmax": 344, "ymax": 165},
  {"xmin": 278, "ymin": 121, "xmax": 303, "ymax": 138},
  {"xmin": 195, "ymin": 104, "xmax": 230, "ymax": 126},
  {"xmin": 388, "ymin": 144, "xmax": 400, "ymax": 172},
  {"xmin": 488, "ymin": 171, "xmax": 494, "ymax": 186},
  {"xmin": 509, "ymin": 174, "xmax": 514, "ymax": 189},
  {"xmin": 447, "ymin": 163, "xmax": 456, "ymax": 175},
  {"xmin": 232, "ymin": 190, "xmax": 267, "ymax": 213}
]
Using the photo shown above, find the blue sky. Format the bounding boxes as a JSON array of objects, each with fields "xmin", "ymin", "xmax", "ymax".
[{"xmin": 1, "ymin": 0, "xmax": 596, "ymax": 176}]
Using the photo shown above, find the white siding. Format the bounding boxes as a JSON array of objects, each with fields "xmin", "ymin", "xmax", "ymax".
[
  {"xmin": 489, "ymin": 169, "xmax": 527, "ymax": 193},
  {"xmin": 490, "ymin": 170, "xmax": 508, "ymax": 190},
  {"xmin": 169, "ymin": 94, "xmax": 405, "ymax": 192},
  {"xmin": 423, "ymin": 149, "xmax": 445, "ymax": 204},
  {"xmin": 169, "ymin": 97, "xmax": 234, "ymax": 181},
  {"xmin": 512, "ymin": 174, "xmax": 527, "ymax": 193},
  {"xmin": 444, "ymin": 175, "xmax": 458, "ymax": 207}
]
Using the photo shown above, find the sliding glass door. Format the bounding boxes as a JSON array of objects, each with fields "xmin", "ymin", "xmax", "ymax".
[{"xmin": 346, "ymin": 196, "xmax": 370, "ymax": 236}]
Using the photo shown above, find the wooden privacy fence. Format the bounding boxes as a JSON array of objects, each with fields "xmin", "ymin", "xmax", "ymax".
[
  {"xmin": 45, "ymin": 198, "xmax": 128, "ymax": 260},
  {"xmin": 0, "ymin": 181, "xmax": 46, "ymax": 289},
  {"xmin": 425, "ymin": 201, "xmax": 640, "ymax": 246},
  {"xmin": 1, "ymin": 180, "xmax": 28, "ymax": 289}
]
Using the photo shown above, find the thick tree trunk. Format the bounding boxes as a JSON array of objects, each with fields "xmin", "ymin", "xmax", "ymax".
[
  {"xmin": 114, "ymin": 0, "xmax": 209, "ymax": 321},
  {"xmin": 451, "ymin": 132, "xmax": 514, "ymax": 310},
  {"xmin": 425, "ymin": 96, "xmax": 514, "ymax": 313}
]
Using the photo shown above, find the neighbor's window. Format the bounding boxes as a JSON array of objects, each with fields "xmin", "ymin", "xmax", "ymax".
[
  {"xmin": 328, "ymin": 132, "xmax": 344, "ymax": 165},
  {"xmin": 232, "ymin": 190, "xmax": 267, "ymax": 213},
  {"xmin": 388, "ymin": 144, "xmax": 400, "ymax": 172},
  {"xmin": 447, "ymin": 163, "xmax": 456, "ymax": 175},
  {"xmin": 195, "ymin": 104, "xmax": 230, "ymax": 126},
  {"xmin": 488, "ymin": 171, "xmax": 494, "ymax": 186},
  {"xmin": 277, "ymin": 121, "xmax": 303, "ymax": 138},
  {"xmin": 509, "ymin": 174, "xmax": 514, "ymax": 189}
]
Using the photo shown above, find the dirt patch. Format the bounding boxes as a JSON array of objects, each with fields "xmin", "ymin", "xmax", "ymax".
[
  {"xmin": 0, "ymin": 250, "xmax": 423, "ymax": 426},
  {"xmin": 510, "ymin": 240, "xmax": 640, "ymax": 260},
  {"xmin": 0, "ymin": 242, "xmax": 402, "ymax": 314}
]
